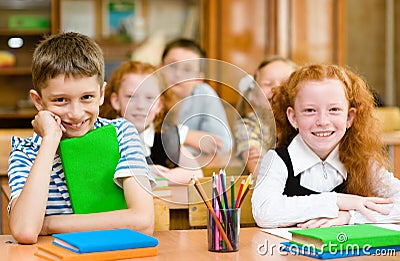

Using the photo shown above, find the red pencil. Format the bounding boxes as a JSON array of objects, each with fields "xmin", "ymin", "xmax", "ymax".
[
  {"xmin": 238, "ymin": 179, "xmax": 253, "ymax": 208},
  {"xmin": 192, "ymin": 177, "xmax": 233, "ymax": 251},
  {"xmin": 235, "ymin": 179, "xmax": 246, "ymax": 208}
]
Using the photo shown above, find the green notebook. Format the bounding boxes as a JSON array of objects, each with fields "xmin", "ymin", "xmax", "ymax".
[
  {"xmin": 59, "ymin": 124, "xmax": 127, "ymax": 214},
  {"xmin": 290, "ymin": 224, "xmax": 400, "ymax": 252}
]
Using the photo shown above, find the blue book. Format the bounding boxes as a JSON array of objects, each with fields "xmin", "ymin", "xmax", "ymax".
[
  {"xmin": 52, "ymin": 228, "xmax": 158, "ymax": 254},
  {"xmin": 280, "ymin": 241, "xmax": 400, "ymax": 259}
]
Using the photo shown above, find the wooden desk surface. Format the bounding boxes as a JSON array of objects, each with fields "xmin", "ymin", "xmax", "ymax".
[{"xmin": 0, "ymin": 227, "xmax": 396, "ymax": 260}]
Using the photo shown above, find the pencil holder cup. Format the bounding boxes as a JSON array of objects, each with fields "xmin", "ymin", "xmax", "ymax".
[{"xmin": 207, "ymin": 208, "xmax": 240, "ymax": 252}]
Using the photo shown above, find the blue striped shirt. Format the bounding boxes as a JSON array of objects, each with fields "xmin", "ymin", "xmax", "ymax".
[{"xmin": 8, "ymin": 117, "xmax": 155, "ymax": 216}]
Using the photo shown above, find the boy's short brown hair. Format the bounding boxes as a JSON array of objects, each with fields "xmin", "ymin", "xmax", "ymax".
[{"xmin": 32, "ymin": 32, "xmax": 105, "ymax": 93}]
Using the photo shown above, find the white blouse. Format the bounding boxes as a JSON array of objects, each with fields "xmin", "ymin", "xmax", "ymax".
[
  {"xmin": 251, "ymin": 135, "xmax": 400, "ymax": 228},
  {"xmin": 139, "ymin": 124, "xmax": 188, "ymax": 157}
]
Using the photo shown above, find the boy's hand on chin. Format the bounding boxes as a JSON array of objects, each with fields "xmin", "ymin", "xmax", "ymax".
[{"xmin": 32, "ymin": 110, "xmax": 65, "ymax": 140}]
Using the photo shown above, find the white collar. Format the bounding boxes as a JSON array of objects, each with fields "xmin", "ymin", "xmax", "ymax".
[
  {"xmin": 288, "ymin": 134, "xmax": 347, "ymax": 179},
  {"xmin": 140, "ymin": 124, "xmax": 155, "ymax": 149}
]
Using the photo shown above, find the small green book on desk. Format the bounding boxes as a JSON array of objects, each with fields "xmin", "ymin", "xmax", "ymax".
[
  {"xmin": 289, "ymin": 224, "xmax": 400, "ymax": 252},
  {"xmin": 59, "ymin": 124, "xmax": 127, "ymax": 214}
]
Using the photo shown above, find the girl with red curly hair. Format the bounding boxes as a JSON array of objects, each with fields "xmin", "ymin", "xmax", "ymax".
[{"xmin": 252, "ymin": 64, "xmax": 400, "ymax": 228}]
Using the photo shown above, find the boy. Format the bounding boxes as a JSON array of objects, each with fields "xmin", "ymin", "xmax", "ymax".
[{"xmin": 8, "ymin": 32, "xmax": 155, "ymax": 244}]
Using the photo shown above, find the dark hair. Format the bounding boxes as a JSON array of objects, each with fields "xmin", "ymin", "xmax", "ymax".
[{"xmin": 161, "ymin": 38, "xmax": 206, "ymax": 62}]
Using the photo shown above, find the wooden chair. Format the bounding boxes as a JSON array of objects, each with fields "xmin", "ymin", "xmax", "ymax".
[
  {"xmin": 0, "ymin": 129, "xmax": 33, "ymax": 175},
  {"xmin": 187, "ymin": 176, "xmax": 255, "ymax": 228},
  {"xmin": 0, "ymin": 129, "xmax": 33, "ymax": 234},
  {"xmin": 153, "ymin": 200, "xmax": 170, "ymax": 231},
  {"xmin": 375, "ymin": 107, "xmax": 400, "ymax": 132},
  {"xmin": 1, "ymin": 183, "xmax": 11, "ymax": 234}
]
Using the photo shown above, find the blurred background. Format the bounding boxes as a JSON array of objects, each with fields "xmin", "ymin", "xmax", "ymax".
[{"xmin": 0, "ymin": 0, "xmax": 399, "ymax": 127}]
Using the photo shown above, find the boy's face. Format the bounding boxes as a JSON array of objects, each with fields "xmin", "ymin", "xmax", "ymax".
[
  {"xmin": 162, "ymin": 47, "xmax": 204, "ymax": 99},
  {"xmin": 111, "ymin": 73, "xmax": 162, "ymax": 133},
  {"xmin": 31, "ymin": 75, "xmax": 105, "ymax": 138}
]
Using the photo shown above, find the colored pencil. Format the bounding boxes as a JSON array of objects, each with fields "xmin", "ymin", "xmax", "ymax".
[
  {"xmin": 235, "ymin": 179, "xmax": 246, "ymax": 208},
  {"xmin": 242, "ymin": 173, "xmax": 253, "ymax": 196},
  {"xmin": 219, "ymin": 169, "xmax": 229, "ymax": 210},
  {"xmin": 213, "ymin": 181, "xmax": 226, "ymax": 223},
  {"xmin": 238, "ymin": 179, "xmax": 253, "ymax": 208},
  {"xmin": 211, "ymin": 174, "xmax": 218, "ymax": 250},
  {"xmin": 192, "ymin": 177, "xmax": 233, "ymax": 250},
  {"xmin": 230, "ymin": 176, "xmax": 235, "ymax": 208}
]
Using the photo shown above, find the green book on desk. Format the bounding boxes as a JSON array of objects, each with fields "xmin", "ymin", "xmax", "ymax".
[
  {"xmin": 59, "ymin": 124, "xmax": 127, "ymax": 214},
  {"xmin": 289, "ymin": 224, "xmax": 400, "ymax": 252}
]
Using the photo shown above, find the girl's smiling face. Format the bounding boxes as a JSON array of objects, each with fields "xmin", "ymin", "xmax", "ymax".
[
  {"xmin": 110, "ymin": 73, "xmax": 161, "ymax": 133},
  {"xmin": 286, "ymin": 79, "xmax": 356, "ymax": 160}
]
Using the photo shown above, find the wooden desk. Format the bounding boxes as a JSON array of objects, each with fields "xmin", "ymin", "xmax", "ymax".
[
  {"xmin": 383, "ymin": 131, "xmax": 400, "ymax": 179},
  {"xmin": 162, "ymin": 185, "xmax": 188, "ymax": 210},
  {"xmin": 155, "ymin": 185, "xmax": 190, "ymax": 230},
  {"xmin": 1, "ymin": 183, "xmax": 191, "ymax": 233},
  {"xmin": 0, "ymin": 227, "xmax": 395, "ymax": 260}
]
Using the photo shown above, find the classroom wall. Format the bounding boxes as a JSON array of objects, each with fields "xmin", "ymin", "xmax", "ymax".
[
  {"xmin": 346, "ymin": 0, "xmax": 400, "ymax": 106},
  {"xmin": 395, "ymin": 0, "xmax": 400, "ymax": 106},
  {"xmin": 346, "ymin": 0, "xmax": 385, "ymax": 98}
]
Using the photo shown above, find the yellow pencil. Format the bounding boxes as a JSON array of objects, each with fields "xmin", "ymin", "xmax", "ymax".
[{"xmin": 241, "ymin": 173, "xmax": 253, "ymax": 198}]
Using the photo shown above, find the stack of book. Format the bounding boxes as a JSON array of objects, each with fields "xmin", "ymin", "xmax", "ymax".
[
  {"xmin": 152, "ymin": 177, "xmax": 172, "ymax": 198},
  {"xmin": 35, "ymin": 228, "xmax": 158, "ymax": 261},
  {"xmin": 281, "ymin": 224, "xmax": 400, "ymax": 259}
]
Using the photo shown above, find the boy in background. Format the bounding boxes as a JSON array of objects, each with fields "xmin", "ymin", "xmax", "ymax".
[{"xmin": 8, "ymin": 32, "xmax": 155, "ymax": 244}]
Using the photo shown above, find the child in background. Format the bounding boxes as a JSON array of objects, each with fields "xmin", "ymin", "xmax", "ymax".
[
  {"xmin": 100, "ymin": 60, "xmax": 203, "ymax": 184},
  {"xmin": 8, "ymin": 32, "xmax": 155, "ymax": 244},
  {"xmin": 234, "ymin": 56, "xmax": 297, "ymax": 174},
  {"xmin": 252, "ymin": 64, "xmax": 400, "ymax": 228},
  {"xmin": 161, "ymin": 38, "xmax": 232, "ymax": 157}
]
